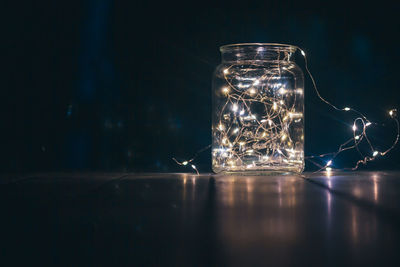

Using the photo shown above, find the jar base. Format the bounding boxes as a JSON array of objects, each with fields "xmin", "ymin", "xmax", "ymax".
[{"xmin": 212, "ymin": 165, "xmax": 304, "ymax": 176}]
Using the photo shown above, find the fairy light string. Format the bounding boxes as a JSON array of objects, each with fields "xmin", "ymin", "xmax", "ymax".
[
  {"xmin": 172, "ymin": 145, "xmax": 211, "ymax": 175},
  {"xmin": 300, "ymin": 47, "xmax": 398, "ymax": 171},
  {"xmin": 173, "ymin": 46, "xmax": 399, "ymax": 174}
]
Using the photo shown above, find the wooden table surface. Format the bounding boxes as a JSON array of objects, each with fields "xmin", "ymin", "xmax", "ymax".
[{"xmin": 1, "ymin": 171, "xmax": 400, "ymax": 266}]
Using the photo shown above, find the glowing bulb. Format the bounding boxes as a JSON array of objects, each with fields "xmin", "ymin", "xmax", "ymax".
[
  {"xmin": 249, "ymin": 88, "xmax": 256, "ymax": 95},
  {"xmin": 296, "ymin": 88, "xmax": 303, "ymax": 95},
  {"xmin": 191, "ymin": 164, "xmax": 197, "ymax": 169},
  {"xmin": 289, "ymin": 112, "xmax": 302, "ymax": 119},
  {"xmin": 355, "ymin": 135, "xmax": 360, "ymax": 140},
  {"xmin": 222, "ymin": 87, "xmax": 229, "ymax": 93},
  {"xmin": 233, "ymin": 128, "xmax": 239, "ymax": 134},
  {"xmin": 326, "ymin": 167, "xmax": 332, "ymax": 171},
  {"xmin": 240, "ymin": 109, "xmax": 245, "ymax": 115},
  {"xmin": 182, "ymin": 161, "xmax": 188, "ymax": 166},
  {"xmin": 327, "ymin": 160, "xmax": 332, "ymax": 166},
  {"xmin": 279, "ymin": 88, "xmax": 286, "ymax": 94},
  {"xmin": 223, "ymin": 69, "xmax": 229, "ymax": 74},
  {"xmin": 389, "ymin": 109, "xmax": 396, "ymax": 118},
  {"xmin": 344, "ymin": 107, "xmax": 350, "ymax": 111},
  {"xmin": 273, "ymin": 102, "xmax": 277, "ymax": 110},
  {"xmin": 300, "ymin": 50, "xmax": 305, "ymax": 56},
  {"xmin": 253, "ymin": 80, "xmax": 260, "ymax": 86},
  {"xmin": 373, "ymin": 151, "xmax": 379, "ymax": 157},
  {"xmin": 281, "ymin": 134, "xmax": 287, "ymax": 141},
  {"xmin": 218, "ymin": 124, "xmax": 224, "ymax": 131},
  {"xmin": 366, "ymin": 122, "xmax": 372, "ymax": 127},
  {"xmin": 232, "ymin": 104, "xmax": 238, "ymax": 112},
  {"xmin": 352, "ymin": 125, "xmax": 357, "ymax": 131}
]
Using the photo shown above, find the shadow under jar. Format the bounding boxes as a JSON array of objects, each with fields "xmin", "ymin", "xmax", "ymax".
[{"xmin": 212, "ymin": 43, "xmax": 304, "ymax": 174}]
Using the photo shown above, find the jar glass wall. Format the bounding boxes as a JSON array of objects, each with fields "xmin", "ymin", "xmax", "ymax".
[{"xmin": 212, "ymin": 43, "xmax": 304, "ymax": 174}]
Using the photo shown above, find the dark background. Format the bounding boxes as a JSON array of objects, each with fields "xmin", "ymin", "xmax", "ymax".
[{"xmin": 2, "ymin": 0, "xmax": 400, "ymax": 173}]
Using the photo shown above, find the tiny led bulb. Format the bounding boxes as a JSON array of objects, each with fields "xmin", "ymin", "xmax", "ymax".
[
  {"xmin": 223, "ymin": 69, "xmax": 229, "ymax": 74},
  {"xmin": 365, "ymin": 122, "xmax": 372, "ymax": 127},
  {"xmin": 327, "ymin": 160, "xmax": 332, "ymax": 166},
  {"xmin": 355, "ymin": 135, "xmax": 360, "ymax": 140},
  {"xmin": 191, "ymin": 164, "xmax": 197, "ymax": 169},
  {"xmin": 273, "ymin": 102, "xmax": 277, "ymax": 110},
  {"xmin": 253, "ymin": 80, "xmax": 260, "ymax": 86},
  {"xmin": 373, "ymin": 151, "xmax": 379, "ymax": 157},
  {"xmin": 232, "ymin": 104, "xmax": 238, "ymax": 112},
  {"xmin": 300, "ymin": 50, "xmax": 306, "ymax": 56},
  {"xmin": 182, "ymin": 161, "xmax": 188, "ymax": 166},
  {"xmin": 296, "ymin": 88, "xmax": 303, "ymax": 95},
  {"xmin": 249, "ymin": 88, "xmax": 256, "ymax": 95},
  {"xmin": 222, "ymin": 87, "xmax": 229, "ymax": 93},
  {"xmin": 344, "ymin": 107, "xmax": 351, "ymax": 111},
  {"xmin": 352, "ymin": 125, "xmax": 357, "ymax": 131}
]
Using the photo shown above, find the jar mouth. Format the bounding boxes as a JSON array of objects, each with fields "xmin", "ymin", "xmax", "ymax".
[{"xmin": 220, "ymin": 43, "xmax": 298, "ymax": 53}]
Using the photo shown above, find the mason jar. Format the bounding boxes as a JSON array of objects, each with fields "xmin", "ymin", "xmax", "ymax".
[{"xmin": 212, "ymin": 43, "xmax": 304, "ymax": 174}]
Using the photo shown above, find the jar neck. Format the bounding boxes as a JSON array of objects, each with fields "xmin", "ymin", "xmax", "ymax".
[{"xmin": 220, "ymin": 43, "xmax": 297, "ymax": 63}]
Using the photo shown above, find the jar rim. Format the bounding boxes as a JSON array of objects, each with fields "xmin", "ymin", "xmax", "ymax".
[{"xmin": 220, "ymin": 43, "xmax": 298, "ymax": 52}]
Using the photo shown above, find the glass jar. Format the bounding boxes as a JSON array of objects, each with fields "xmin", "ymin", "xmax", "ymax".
[{"xmin": 212, "ymin": 43, "xmax": 304, "ymax": 174}]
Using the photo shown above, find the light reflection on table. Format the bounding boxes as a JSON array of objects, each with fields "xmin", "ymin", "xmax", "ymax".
[{"xmin": 1, "ymin": 172, "xmax": 400, "ymax": 266}]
